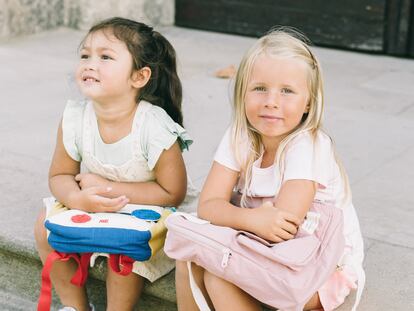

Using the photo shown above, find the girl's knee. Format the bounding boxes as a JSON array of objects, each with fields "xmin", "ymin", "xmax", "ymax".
[
  {"xmin": 107, "ymin": 266, "xmax": 144, "ymax": 287},
  {"xmin": 175, "ymin": 260, "xmax": 189, "ymax": 276},
  {"xmin": 203, "ymin": 270, "xmax": 217, "ymax": 287},
  {"xmin": 204, "ymin": 270, "xmax": 229, "ymax": 291},
  {"xmin": 106, "ymin": 272, "xmax": 143, "ymax": 311},
  {"xmin": 176, "ymin": 261, "xmax": 205, "ymax": 280},
  {"xmin": 204, "ymin": 271, "xmax": 224, "ymax": 300},
  {"xmin": 34, "ymin": 208, "xmax": 47, "ymax": 243},
  {"xmin": 34, "ymin": 208, "xmax": 53, "ymax": 261}
]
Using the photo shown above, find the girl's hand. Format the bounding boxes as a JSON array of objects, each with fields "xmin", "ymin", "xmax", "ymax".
[
  {"xmin": 75, "ymin": 173, "xmax": 110, "ymax": 190},
  {"xmin": 248, "ymin": 201, "xmax": 301, "ymax": 243},
  {"xmin": 71, "ymin": 186, "xmax": 129, "ymax": 213}
]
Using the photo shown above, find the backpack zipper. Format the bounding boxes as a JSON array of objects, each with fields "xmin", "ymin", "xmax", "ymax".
[{"xmin": 221, "ymin": 248, "xmax": 231, "ymax": 268}]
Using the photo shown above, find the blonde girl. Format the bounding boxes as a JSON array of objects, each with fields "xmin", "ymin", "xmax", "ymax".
[
  {"xmin": 175, "ymin": 28, "xmax": 364, "ymax": 311},
  {"xmin": 34, "ymin": 17, "xmax": 192, "ymax": 311}
]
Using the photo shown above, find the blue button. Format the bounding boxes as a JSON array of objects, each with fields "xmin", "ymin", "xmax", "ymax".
[{"xmin": 132, "ymin": 209, "xmax": 161, "ymax": 221}]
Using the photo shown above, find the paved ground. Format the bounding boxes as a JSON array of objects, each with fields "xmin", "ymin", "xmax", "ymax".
[{"xmin": 0, "ymin": 26, "xmax": 413, "ymax": 310}]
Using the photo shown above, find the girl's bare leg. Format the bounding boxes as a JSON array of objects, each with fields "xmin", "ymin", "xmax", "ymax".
[
  {"xmin": 204, "ymin": 270, "xmax": 261, "ymax": 311},
  {"xmin": 304, "ymin": 292, "xmax": 322, "ymax": 310},
  {"xmin": 34, "ymin": 208, "xmax": 90, "ymax": 311},
  {"xmin": 178, "ymin": 260, "xmax": 321, "ymax": 311},
  {"xmin": 175, "ymin": 261, "xmax": 213, "ymax": 311},
  {"xmin": 106, "ymin": 265, "xmax": 144, "ymax": 311}
]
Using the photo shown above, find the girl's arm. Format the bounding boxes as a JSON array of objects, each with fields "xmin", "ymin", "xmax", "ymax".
[
  {"xmin": 49, "ymin": 122, "xmax": 129, "ymax": 212},
  {"xmin": 197, "ymin": 162, "xmax": 247, "ymax": 228},
  {"xmin": 273, "ymin": 179, "xmax": 318, "ymax": 221},
  {"xmin": 198, "ymin": 162, "xmax": 302, "ymax": 242},
  {"xmin": 76, "ymin": 141, "xmax": 187, "ymax": 207}
]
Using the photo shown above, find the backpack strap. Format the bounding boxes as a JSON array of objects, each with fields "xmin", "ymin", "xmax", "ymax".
[
  {"xmin": 350, "ymin": 259, "xmax": 365, "ymax": 311},
  {"xmin": 37, "ymin": 251, "xmax": 92, "ymax": 311},
  {"xmin": 187, "ymin": 261, "xmax": 211, "ymax": 311},
  {"xmin": 108, "ymin": 254, "xmax": 134, "ymax": 276},
  {"xmin": 338, "ymin": 253, "xmax": 365, "ymax": 311}
]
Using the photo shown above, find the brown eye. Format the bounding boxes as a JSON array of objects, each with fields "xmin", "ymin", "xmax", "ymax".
[
  {"xmin": 254, "ymin": 86, "xmax": 266, "ymax": 92},
  {"xmin": 281, "ymin": 88, "xmax": 293, "ymax": 94}
]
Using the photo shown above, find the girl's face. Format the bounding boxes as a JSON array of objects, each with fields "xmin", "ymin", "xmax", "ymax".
[
  {"xmin": 76, "ymin": 30, "xmax": 137, "ymax": 103},
  {"xmin": 244, "ymin": 54, "xmax": 310, "ymax": 146}
]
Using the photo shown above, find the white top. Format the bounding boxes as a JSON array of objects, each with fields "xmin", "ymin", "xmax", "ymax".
[
  {"xmin": 57, "ymin": 99, "xmax": 194, "ymax": 282},
  {"xmin": 214, "ymin": 128, "xmax": 364, "ymax": 279},
  {"xmin": 62, "ymin": 99, "xmax": 192, "ymax": 173}
]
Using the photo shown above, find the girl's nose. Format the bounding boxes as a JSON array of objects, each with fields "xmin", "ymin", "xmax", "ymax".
[
  {"xmin": 83, "ymin": 57, "xmax": 97, "ymax": 71},
  {"xmin": 264, "ymin": 92, "xmax": 279, "ymax": 109},
  {"xmin": 85, "ymin": 62, "xmax": 96, "ymax": 71}
]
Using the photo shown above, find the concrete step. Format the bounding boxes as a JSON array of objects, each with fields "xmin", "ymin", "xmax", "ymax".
[
  {"xmin": 0, "ymin": 237, "xmax": 177, "ymax": 310},
  {"xmin": 0, "ymin": 289, "xmax": 37, "ymax": 311}
]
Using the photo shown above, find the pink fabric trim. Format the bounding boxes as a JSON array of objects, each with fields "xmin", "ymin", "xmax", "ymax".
[{"xmin": 318, "ymin": 267, "xmax": 358, "ymax": 310}]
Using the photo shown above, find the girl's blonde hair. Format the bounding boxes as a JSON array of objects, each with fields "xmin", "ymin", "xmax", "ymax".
[{"xmin": 231, "ymin": 27, "xmax": 350, "ymax": 207}]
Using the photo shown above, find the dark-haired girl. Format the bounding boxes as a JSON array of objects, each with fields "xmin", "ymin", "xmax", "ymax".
[{"xmin": 34, "ymin": 17, "xmax": 192, "ymax": 311}]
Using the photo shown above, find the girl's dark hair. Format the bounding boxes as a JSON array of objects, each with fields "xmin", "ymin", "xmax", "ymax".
[{"xmin": 84, "ymin": 17, "xmax": 183, "ymax": 125}]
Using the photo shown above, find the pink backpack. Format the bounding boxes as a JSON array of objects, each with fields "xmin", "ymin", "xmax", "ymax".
[{"xmin": 164, "ymin": 201, "xmax": 345, "ymax": 311}]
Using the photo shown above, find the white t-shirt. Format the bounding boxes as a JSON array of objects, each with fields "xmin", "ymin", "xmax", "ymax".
[{"xmin": 214, "ymin": 128, "xmax": 364, "ymax": 266}]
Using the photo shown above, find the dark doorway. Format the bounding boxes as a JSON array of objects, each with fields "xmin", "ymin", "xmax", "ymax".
[{"xmin": 176, "ymin": 0, "xmax": 414, "ymax": 58}]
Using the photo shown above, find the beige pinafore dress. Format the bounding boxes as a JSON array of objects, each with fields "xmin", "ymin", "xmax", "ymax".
[{"xmin": 45, "ymin": 99, "xmax": 196, "ymax": 282}]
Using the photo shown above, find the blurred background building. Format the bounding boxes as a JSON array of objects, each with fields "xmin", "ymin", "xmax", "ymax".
[
  {"xmin": 1, "ymin": 0, "xmax": 413, "ymax": 57},
  {"xmin": 0, "ymin": 0, "xmax": 174, "ymax": 37}
]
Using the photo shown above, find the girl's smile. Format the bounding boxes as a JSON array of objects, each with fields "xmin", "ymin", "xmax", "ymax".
[
  {"xmin": 81, "ymin": 73, "xmax": 100, "ymax": 83},
  {"xmin": 258, "ymin": 114, "xmax": 283, "ymax": 121}
]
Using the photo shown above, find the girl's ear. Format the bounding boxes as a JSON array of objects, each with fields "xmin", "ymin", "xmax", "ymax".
[
  {"xmin": 131, "ymin": 67, "xmax": 151, "ymax": 89},
  {"xmin": 304, "ymin": 101, "xmax": 311, "ymax": 113}
]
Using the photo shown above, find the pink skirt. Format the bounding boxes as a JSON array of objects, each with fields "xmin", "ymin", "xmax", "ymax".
[{"xmin": 317, "ymin": 266, "xmax": 358, "ymax": 310}]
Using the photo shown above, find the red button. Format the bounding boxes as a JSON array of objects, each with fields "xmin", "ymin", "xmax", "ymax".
[{"xmin": 71, "ymin": 214, "xmax": 91, "ymax": 223}]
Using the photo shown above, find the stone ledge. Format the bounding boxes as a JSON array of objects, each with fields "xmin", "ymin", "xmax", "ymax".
[
  {"xmin": 0, "ymin": 234, "xmax": 177, "ymax": 310},
  {"xmin": 0, "ymin": 289, "xmax": 38, "ymax": 311}
]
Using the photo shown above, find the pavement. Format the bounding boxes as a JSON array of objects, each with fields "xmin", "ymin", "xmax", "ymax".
[{"xmin": 0, "ymin": 26, "xmax": 413, "ymax": 310}]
